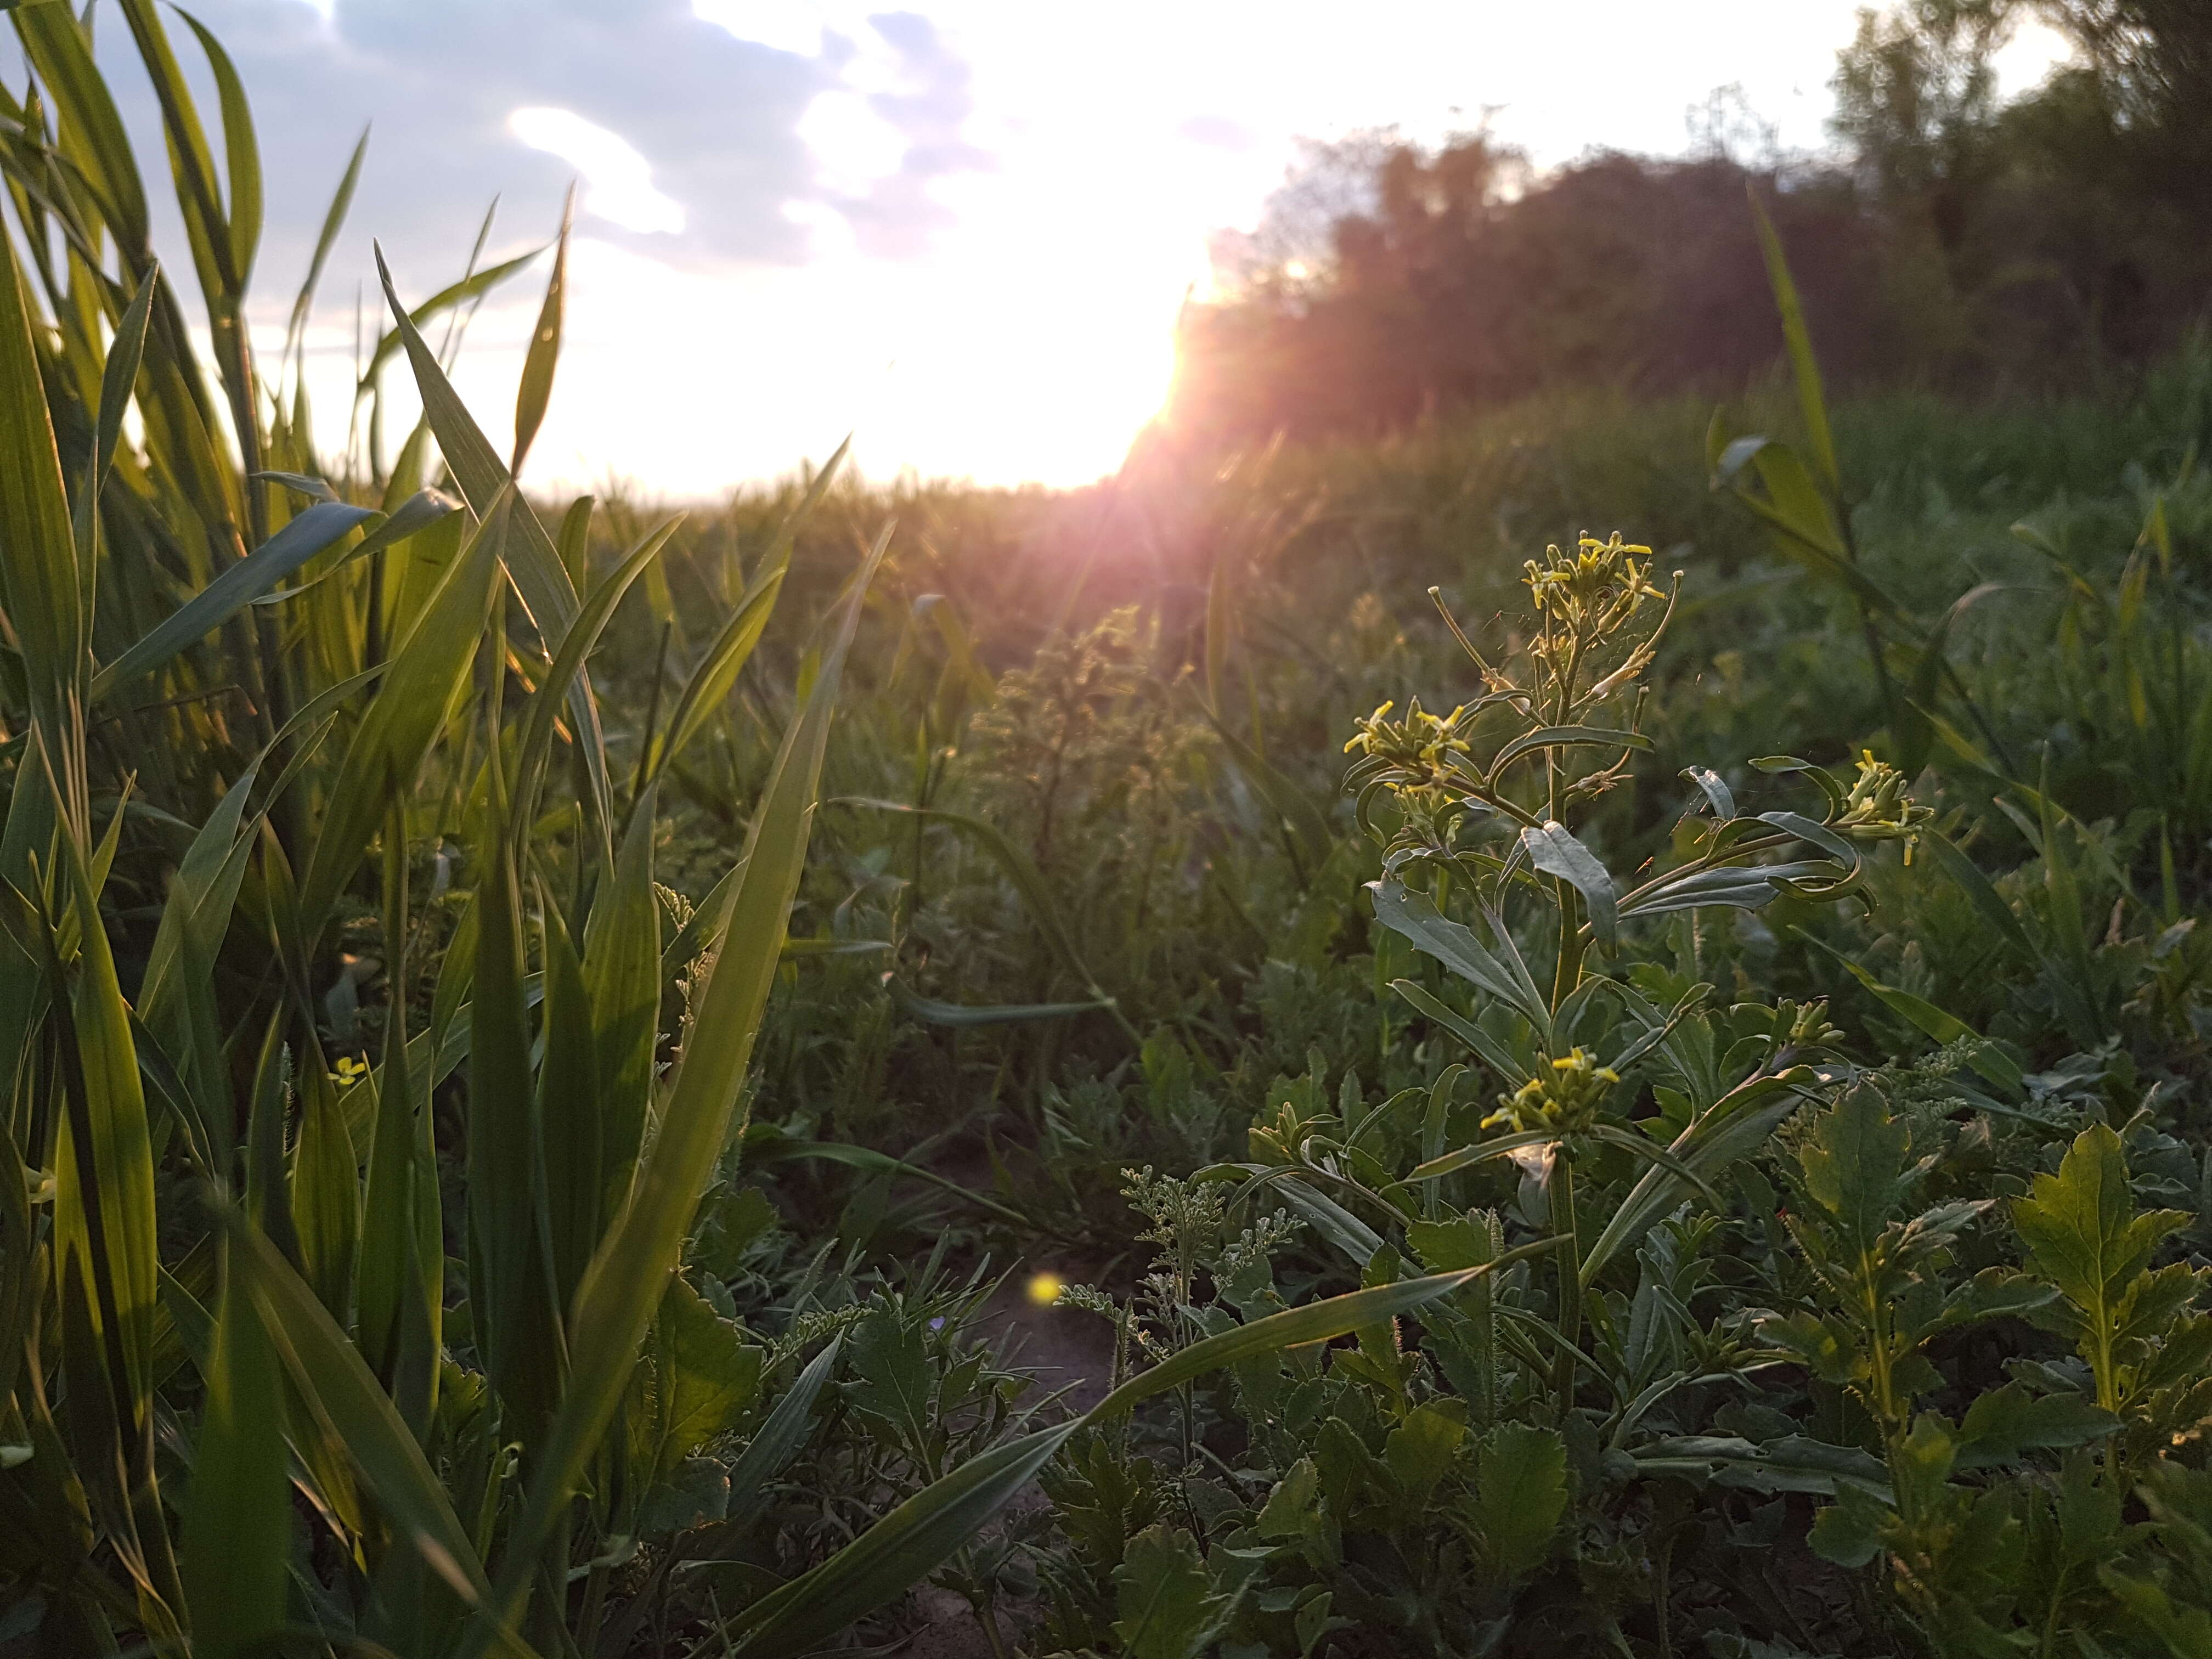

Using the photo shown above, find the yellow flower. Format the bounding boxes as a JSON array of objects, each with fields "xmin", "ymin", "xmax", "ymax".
[{"xmin": 1482, "ymin": 1048, "xmax": 1621, "ymax": 1136}]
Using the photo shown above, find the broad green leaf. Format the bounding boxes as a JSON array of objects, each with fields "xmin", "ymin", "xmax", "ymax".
[
  {"xmin": 1637, "ymin": 1436, "xmax": 1893, "ymax": 1503},
  {"xmin": 630, "ymin": 1275, "xmax": 763, "ymax": 1484},
  {"xmin": 1952, "ymin": 1381, "xmax": 2115, "ymax": 1469},
  {"xmin": 1797, "ymin": 1085, "xmax": 1914, "ymax": 1257},
  {"xmin": 846, "ymin": 1306, "xmax": 935, "ymax": 1454},
  {"xmin": 1680, "ymin": 765, "xmax": 1734, "ymax": 819},
  {"xmin": 1113, "ymin": 1525, "xmax": 1238, "ymax": 1659},
  {"xmin": 2013, "ymin": 1124, "xmax": 2188, "ymax": 1412},
  {"xmin": 1384, "ymin": 1401, "xmax": 1466, "ymax": 1506},
  {"xmin": 1466, "ymin": 1423, "xmax": 1566, "ymax": 1583},
  {"xmin": 1521, "ymin": 820, "xmax": 1617, "ymax": 945}
]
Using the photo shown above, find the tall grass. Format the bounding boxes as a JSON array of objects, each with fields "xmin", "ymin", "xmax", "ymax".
[{"xmin": 0, "ymin": 11, "xmax": 1525, "ymax": 1654}]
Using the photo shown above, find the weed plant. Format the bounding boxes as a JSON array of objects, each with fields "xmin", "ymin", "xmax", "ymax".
[{"xmin": 5, "ymin": 7, "xmax": 2212, "ymax": 1658}]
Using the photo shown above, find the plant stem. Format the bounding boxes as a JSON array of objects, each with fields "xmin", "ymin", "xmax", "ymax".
[{"xmin": 1550, "ymin": 1147, "xmax": 1582, "ymax": 1426}]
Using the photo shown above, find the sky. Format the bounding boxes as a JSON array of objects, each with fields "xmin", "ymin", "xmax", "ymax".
[{"xmin": 88, "ymin": 1, "xmax": 2074, "ymax": 499}]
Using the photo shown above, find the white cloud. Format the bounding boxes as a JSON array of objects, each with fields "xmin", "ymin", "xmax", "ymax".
[
  {"xmin": 509, "ymin": 106, "xmax": 687, "ymax": 235},
  {"xmin": 692, "ymin": 0, "xmax": 826, "ymax": 57}
]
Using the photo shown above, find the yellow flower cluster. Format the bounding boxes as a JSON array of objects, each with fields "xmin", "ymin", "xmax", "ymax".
[
  {"xmin": 1342, "ymin": 695, "xmax": 1472, "ymax": 774},
  {"xmin": 1483, "ymin": 1048, "xmax": 1621, "ymax": 1136},
  {"xmin": 1835, "ymin": 751, "xmax": 1933, "ymax": 847},
  {"xmin": 1523, "ymin": 533, "xmax": 1663, "ymax": 633}
]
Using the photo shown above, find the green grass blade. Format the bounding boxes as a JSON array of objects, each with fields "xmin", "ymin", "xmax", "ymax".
[
  {"xmin": 534, "ymin": 893, "xmax": 600, "ymax": 1316},
  {"xmin": 721, "ymin": 1334, "xmax": 843, "ymax": 1529},
  {"xmin": 291, "ymin": 1060, "xmax": 361, "ymax": 1325},
  {"xmin": 297, "ymin": 494, "xmax": 506, "ymax": 932},
  {"xmin": 1581, "ymin": 1080, "xmax": 1803, "ymax": 1284},
  {"xmin": 727, "ymin": 1424, "xmax": 1082, "ymax": 1658},
  {"xmin": 171, "ymin": 5, "xmax": 261, "ymax": 287},
  {"xmin": 743, "ymin": 1136, "xmax": 1031, "ymax": 1229},
  {"xmin": 1367, "ymin": 879, "xmax": 1550, "ymax": 1035},
  {"xmin": 76, "ymin": 259, "xmax": 157, "ymax": 567},
  {"xmin": 0, "ymin": 211, "xmax": 84, "ymax": 729},
  {"xmin": 582, "ymin": 783, "xmax": 661, "ymax": 1220},
  {"xmin": 91, "ymin": 500, "xmax": 376, "ymax": 701},
  {"xmin": 1795, "ymin": 927, "xmax": 2023, "ymax": 1092},
  {"xmin": 180, "ymin": 1241, "xmax": 290, "ymax": 1659},
  {"xmin": 373, "ymin": 242, "xmax": 611, "ymax": 826},
  {"xmin": 51, "ymin": 825, "xmax": 161, "ymax": 1413},
  {"xmin": 652, "ymin": 458, "xmax": 853, "ymax": 781},
  {"xmin": 358, "ymin": 245, "xmax": 546, "ymax": 395},
  {"xmin": 1387, "ymin": 978, "xmax": 1532, "ymax": 1086},
  {"xmin": 13, "ymin": 3, "xmax": 155, "ymax": 257},
  {"xmin": 285, "ymin": 125, "xmax": 366, "ymax": 361},
  {"xmin": 227, "ymin": 1216, "xmax": 496, "ymax": 1607},
  {"xmin": 1748, "ymin": 187, "xmax": 1838, "ymax": 497},
  {"xmin": 514, "ymin": 514, "xmax": 679, "ymax": 828},
  {"xmin": 469, "ymin": 528, "xmax": 893, "ymax": 1654},
  {"xmin": 1191, "ymin": 698, "xmax": 1333, "ymax": 872},
  {"xmin": 470, "ymin": 777, "xmax": 565, "ymax": 1451},
  {"xmin": 511, "ymin": 186, "xmax": 569, "ymax": 473},
  {"xmin": 885, "ymin": 978, "xmax": 1110, "ymax": 1028}
]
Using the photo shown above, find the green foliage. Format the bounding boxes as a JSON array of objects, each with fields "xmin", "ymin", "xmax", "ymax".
[{"xmin": 6, "ymin": 7, "xmax": 2212, "ymax": 1657}]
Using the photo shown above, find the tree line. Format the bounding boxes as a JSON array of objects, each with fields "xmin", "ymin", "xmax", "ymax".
[{"xmin": 1168, "ymin": 0, "xmax": 2212, "ymax": 445}]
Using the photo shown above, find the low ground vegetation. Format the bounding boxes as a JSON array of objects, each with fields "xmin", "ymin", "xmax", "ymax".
[{"xmin": 4, "ymin": 8, "xmax": 2212, "ymax": 1657}]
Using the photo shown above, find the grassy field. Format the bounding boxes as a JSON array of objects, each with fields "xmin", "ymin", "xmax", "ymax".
[{"xmin": 5, "ymin": 8, "xmax": 2212, "ymax": 1657}]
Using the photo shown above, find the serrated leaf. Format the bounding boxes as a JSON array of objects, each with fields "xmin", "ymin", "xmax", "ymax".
[
  {"xmin": 2013, "ymin": 1123, "xmax": 2189, "ymax": 1411},
  {"xmin": 1465, "ymin": 1423, "xmax": 1565, "ymax": 1582},
  {"xmin": 846, "ymin": 1307, "xmax": 934, "ymax": 1454},
  {"xmin": 632, "ymin": 1276, "xmax": 763, "ymax": 1483},
  {"xmin": 1114, "ymin": 1525, "xmax": 1237, "ymax": 1659},
  {"xmin": 1953, "ymin": 1382, "xmax": 2115, "ymax": 1469}
]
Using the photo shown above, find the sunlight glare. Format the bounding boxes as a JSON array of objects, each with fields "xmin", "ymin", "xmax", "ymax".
[{"xmin": 795, "ymin": 92, "xmax": 909, "ymax": 196}]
